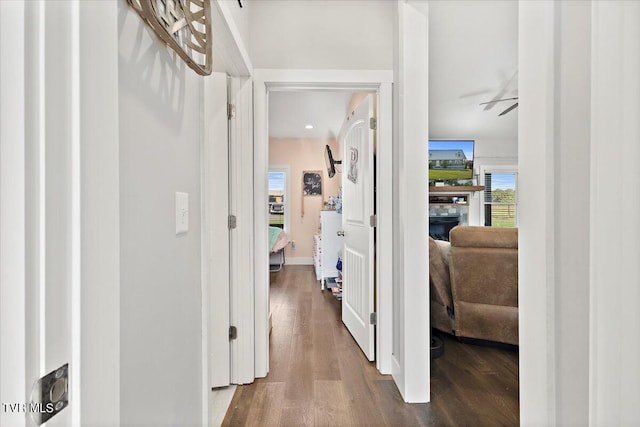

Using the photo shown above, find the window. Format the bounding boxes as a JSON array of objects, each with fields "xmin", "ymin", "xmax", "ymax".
[
  {"xmin": 268, "ymin": 167, "xmax": 289, "ymax": 233},
  {"xmin": 483, "ymin": 171, "xmax": 517, "ymax": 227}
]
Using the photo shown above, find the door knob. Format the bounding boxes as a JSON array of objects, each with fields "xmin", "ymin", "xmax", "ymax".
[{"xmin": 337, "ymin": 230, "xmax": 345, "ymax": 236}]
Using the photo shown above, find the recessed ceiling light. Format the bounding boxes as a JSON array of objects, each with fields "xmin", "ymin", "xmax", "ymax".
[{"xmin": 305, "ymin": 124, "xmax": 313, "ymax": 129}]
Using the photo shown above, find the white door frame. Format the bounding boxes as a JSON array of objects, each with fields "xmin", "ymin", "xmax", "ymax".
[
  {"xmin": 201, "ymin": 72, "xmax": 231, "ymax": 425},
  {"xmin": 228, "ymin": 76, "xmax": 256, "ymax": 385},
  {"xmin": 519, "ymin": 1, "xmax": 640, "ymax": 425},
  {"xmin": 392, "ymin": 1, "xmax": 430, "ymax": 403},
  {"xmin": 0, "ymin": 2, "xmax": 121, "ymax": 426},
  {"xmin": 252, "ymin": 69, "xmax": 394, "ymax": 377},
  {"xmin": 0, "ymin": 3, "xmax": 27, "ymax": 423}
]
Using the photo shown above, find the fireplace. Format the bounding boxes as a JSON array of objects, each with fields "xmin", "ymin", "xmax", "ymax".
[{"xmin": 429, "ymin": 216, "xmax": 459, "ymax": 241}]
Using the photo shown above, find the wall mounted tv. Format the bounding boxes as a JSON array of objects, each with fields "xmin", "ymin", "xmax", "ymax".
[
  {"xmin": 324, "ymin": 144, "xmax": 341, "ymax": 178},
  {"xmin": 428, "ymin": 140, "xmax": 475, "ymax": 184}
]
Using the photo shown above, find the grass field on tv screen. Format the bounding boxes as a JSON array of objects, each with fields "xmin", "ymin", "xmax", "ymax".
[{"xmin": 429, "ymin": 169, "xmax": 472, "ymax": 180}]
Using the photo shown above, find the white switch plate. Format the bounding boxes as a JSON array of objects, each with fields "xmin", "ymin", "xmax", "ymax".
[{"xmin": 175, "ymin": 192, "xmax": 189, "ymax": 234}]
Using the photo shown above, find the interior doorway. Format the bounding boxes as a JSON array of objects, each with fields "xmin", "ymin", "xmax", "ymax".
[
  {"xmin": 265, "ymin": 89, "xmax": 374, "ymax": 359},
  {"xmin": 427, "ymin": 0, "xmax": 520, "ymax": 418},
  {"xmin": 250, "ymin": 69, "xmax": 394, "ymax": 380}
]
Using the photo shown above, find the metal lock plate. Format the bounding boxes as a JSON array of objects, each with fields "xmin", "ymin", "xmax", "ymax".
[{"xmin": 29, "ymin": 363, "xmax": 69, "ymax": 425}]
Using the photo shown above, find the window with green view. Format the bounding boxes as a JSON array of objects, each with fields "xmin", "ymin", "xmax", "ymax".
[{"xmin": 484, "ymin": 172, "xmax": 517, "ymax": 227}]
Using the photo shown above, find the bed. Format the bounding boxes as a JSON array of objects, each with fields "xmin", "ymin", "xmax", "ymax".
[{"xmin": 269, "ymin": 226, "xmax": 289, "ymax": 272}]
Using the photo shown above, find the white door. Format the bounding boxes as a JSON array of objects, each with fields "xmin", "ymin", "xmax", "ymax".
[
  {"xmin": 341, "ymin": 94, "xmax": 376, "ymax": 361},
  {"xmin": 203, "ymin": 73, "xmax": 231, "ymax": 388}
]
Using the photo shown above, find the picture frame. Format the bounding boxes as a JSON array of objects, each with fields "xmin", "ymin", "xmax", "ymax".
[{"xmin": 302, "ymin": 171, "xmax": 322, "ymax": 196}]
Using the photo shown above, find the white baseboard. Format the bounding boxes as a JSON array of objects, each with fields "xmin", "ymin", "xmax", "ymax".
[
  {"xmin": 285, "ymin": 257, "xmax": 313, "ymax": 265},
  {"xmin": 211, "ymin": 385, "xmax": 236, "ymax": 427}
]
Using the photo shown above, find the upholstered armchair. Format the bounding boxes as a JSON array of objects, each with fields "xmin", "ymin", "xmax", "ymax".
[
  {"xmin": 448, "ymin": 226, "xmax": 518, "ymax": 346},
  {"xmin": 429, "ymin": 237, "xmax": 455, "ymax": 335}
]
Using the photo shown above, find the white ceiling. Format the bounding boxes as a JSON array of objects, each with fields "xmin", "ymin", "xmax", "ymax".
[
  {"xmin": 429, "ymin": 1, "xmax": 518, "ymax": 142},
  {"xmin": 269, "ymin": 91, "xmax": 354, "ymax": 139},
  {"xmin": 266, "ymin": 1, "xmax": 517, "ymax": 143}
]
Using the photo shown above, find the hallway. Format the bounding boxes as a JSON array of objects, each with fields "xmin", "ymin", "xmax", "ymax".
[{"xmin": 222, "ymin": 266, "xmax": 519, "ymax": 426}]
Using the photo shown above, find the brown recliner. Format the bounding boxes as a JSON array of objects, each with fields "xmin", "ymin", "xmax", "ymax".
[
  {"xmin": 429, "ymin": 237, "xmax": 455, "ymax": 334},
  {"xmin": 448, "ymin": 226, "xmax": 519, "ymax": 345}
]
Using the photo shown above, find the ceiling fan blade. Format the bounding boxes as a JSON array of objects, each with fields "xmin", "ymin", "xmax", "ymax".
[
  {"xmin": 498, "ymin": 102, "xmax": 519, "ymax": 116},
  {"xmin": 482, "ymin": 90, "xmax": 507, "ymax": 110},
  {"xmin": 479, "ymin": 97, "xmax": 519, "ymax": 106}
]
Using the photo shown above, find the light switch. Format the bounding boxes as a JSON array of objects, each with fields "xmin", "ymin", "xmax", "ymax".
[{"xmin": 175, "ymin": 192, "xmax": 189, "ymax": 234}]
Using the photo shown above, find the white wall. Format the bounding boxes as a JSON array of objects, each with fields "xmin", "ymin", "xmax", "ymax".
[
  {"xmin": 520, "ymin": 1, "xmax": 640, "ymax": 425},
  {"xmin": 428, "ymin": 1, "xmax": 518, "ymax": 146},
  {"xmin": 392, "ymin": 0, "xmax": 430, "ymax": 403},
  {"xmin": 248, "ymin": 0, "xmax": 394, "ymax": 70},
  {"xmin": 589, "ymin": 2, "xmax": 640, "ymax": 424},
  {"xmin": 118, "ymin": 4, "xmax": 203, "ymax": 425},
  {"xmin": 222, "ymin": 0, "xmax": 250, "ymax": 54}
]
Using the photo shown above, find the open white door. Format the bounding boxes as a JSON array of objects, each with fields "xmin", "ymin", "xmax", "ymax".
[
  {"xmin": 341, "ymin": 95, "xmax": 376, "ymax": 361},
  {"xmin": 203, "ymin": 72, "xmax": 231, "ymax": 388}
]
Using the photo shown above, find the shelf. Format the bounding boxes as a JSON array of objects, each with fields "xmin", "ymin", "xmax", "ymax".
[{"xmin": 429, "ymin": 185, "xmax": 484, "ymax": 193}]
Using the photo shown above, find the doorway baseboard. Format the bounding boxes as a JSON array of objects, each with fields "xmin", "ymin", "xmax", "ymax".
[{"xmin": 285, "ymin": 257, "xmax": 313, "ymax": 265}]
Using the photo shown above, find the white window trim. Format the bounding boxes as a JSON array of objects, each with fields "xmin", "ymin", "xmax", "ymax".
[
  {"xmin": 479, "ymin": 165, "xmax": 518, "ymax": 227},
  {"xmin": 268, "ymin": 165, "xmax": 290, "ymax": 235}
]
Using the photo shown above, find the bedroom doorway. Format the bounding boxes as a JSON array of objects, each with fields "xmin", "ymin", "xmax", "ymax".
[
  {"xmin": 259, "ymin": 80, "xmax": 393, "ymax": 377},
  {"xmin": 245, "ymin": 69, "xmax": 396, "ymax": 391}
]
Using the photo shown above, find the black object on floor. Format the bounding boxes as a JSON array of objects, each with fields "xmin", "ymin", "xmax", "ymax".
[{"xmin": 431, "ymin": 334, "xmax": 444, "ymax": 359}]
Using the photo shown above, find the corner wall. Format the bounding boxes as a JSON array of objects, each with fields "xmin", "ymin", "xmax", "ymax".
[{"xmin": 118, "ymin": 4, "xmax": 203, "ymax": 425}]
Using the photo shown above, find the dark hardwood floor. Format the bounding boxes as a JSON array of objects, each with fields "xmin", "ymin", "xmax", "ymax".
[{"xmin": 222, "ymin": 265, "xmax": 519, "ymax": 426}]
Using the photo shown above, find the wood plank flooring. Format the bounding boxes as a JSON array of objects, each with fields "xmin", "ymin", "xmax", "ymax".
[{"xmin": 222, "ymin": 265, "xmax": 519, "ymax": 426}]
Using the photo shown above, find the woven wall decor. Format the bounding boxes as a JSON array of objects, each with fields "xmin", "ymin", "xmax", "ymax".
[{"xmin": 128, "ymin": 0, "xmax": 212, "ymax": 76}]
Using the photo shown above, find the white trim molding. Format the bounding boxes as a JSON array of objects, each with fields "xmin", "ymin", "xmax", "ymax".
[
  {"xmin": 518, "ymin": 2, "xmax": 559, "ymax": 424},
  {"xmin": 590, "ymin": 2, "xmax": 640, "ymax": 425},
  {"xmin": 392, "ymin": 0, "xmax": 430, "ymax": 403},
  {"xmin": 0, "ymin": 4, "xmax": 27, "ymax": 425},
  {"xmin": 229, "ymin": 76, "xmax": 255, "ymax": 385}
]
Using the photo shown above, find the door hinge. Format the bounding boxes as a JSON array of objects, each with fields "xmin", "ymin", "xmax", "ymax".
[
  {"xmin": 229, "ymin": 326, "xmax": 238, "ymax": 340},
  {"xmin": 228, "ymin": 214, "xmax": 237, "ymax": 230},
  {"xmin": 369, "ymin": 214, "xmax": 377, "ymax": 227},
  {"xmin": 227, "ymin": 103, "xmax": 236, "ymax": 119},
  {"xmin": 369, "ymin": 117, "xmax": 377, "ymax": 130},
  {"xmin": 370, "ymin": 312, "xmax": 377, "ymax": 325}
]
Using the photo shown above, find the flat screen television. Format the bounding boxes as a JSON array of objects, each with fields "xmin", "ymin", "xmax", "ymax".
[
  {"xmin": 324, "ymin": 144, "xmax": 341, "ymax": 178},
  {"xmin": 428, "ymin": 140, "xmax": 474, "ymax": 184}
]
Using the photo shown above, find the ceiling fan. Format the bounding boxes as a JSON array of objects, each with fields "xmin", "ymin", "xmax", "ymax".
[{"xmin": 479, "ymin": 97, "xmax": 519, "ymax": 116}]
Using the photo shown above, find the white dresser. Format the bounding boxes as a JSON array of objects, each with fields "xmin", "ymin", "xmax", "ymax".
[{"xmin": 313, "ymin": 211, "xmax": 343, "ymax": 288}]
